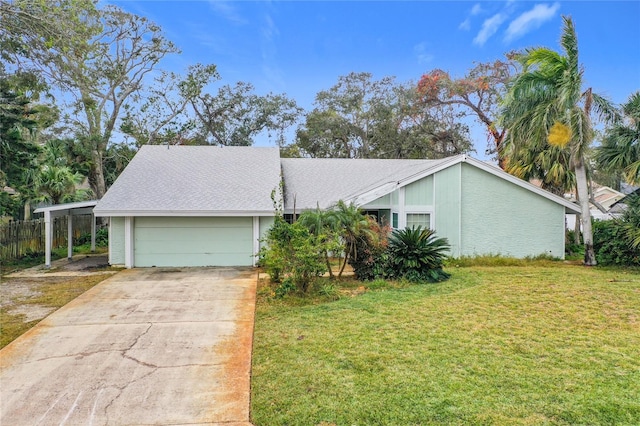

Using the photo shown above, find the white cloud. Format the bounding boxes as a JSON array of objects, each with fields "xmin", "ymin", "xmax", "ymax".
[
  {"xmin": 414, "ymin": 42, "xmax": 434, "ymax": 64},
  {"xmin": 471, "ymin": 3, "xmax": 483, "ymax": 15},
  {"xmin": 208, "ymin": 0, "xmax": 247, "ymax": 25},
  {"xmin": 459, "ymin": 18, "xmax": 471, "ymax": 31},
  {"xmin": 505, "ymin": 3, "xmax": 560, "ymax": 42},
  {"xmin": 473, "ymin": 13, "xmax": 507, "ymax": 46}
]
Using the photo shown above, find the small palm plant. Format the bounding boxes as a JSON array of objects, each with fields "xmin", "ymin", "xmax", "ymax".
[{"xmin": 388, "ymin": 226, "xmax": 450, "ymax": 282}]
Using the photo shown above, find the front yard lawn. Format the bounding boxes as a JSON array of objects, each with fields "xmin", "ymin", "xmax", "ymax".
[{"xmin": 251, "ymin": 264, "xmax": 640, "ymax": 425}]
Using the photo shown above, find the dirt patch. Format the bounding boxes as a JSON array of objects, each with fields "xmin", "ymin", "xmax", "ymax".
[
  {"xmin": 61, "ymin": 255, "xmax": 110, "ymax": 271},
  {"xmin": 1, "ymin": 273, "xmax": 113, "ymax": 348},
  {"xmin": 0, "ymin": 277, "xmax": 73, "ymax": 309}
]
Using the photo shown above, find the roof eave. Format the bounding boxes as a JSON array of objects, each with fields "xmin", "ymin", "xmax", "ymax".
[
  {"xmin": 93, "ymin": 209, "xmax": 275, "ymax": 217},
  {"xmin": 346, "ymin": 154, "xmax": 582, "ymax": 214}
]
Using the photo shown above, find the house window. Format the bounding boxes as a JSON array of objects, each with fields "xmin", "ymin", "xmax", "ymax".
[
  {"xmin": 406, "ymin": 213, "xmax": 431, "ymax": 230},
  {"xmin": 392, "ymin": 212, "xmax": 398, "ymax": 229}
]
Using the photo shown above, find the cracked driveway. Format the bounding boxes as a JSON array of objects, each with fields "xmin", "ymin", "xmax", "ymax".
[{"xmin": 0, "ymin": 267, "xmax": 257, "ymax": 426}]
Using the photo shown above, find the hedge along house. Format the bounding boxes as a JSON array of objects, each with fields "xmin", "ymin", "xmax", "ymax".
[{"xmin": 94, "ymin": 146, "xmax": 581, "ymax": 268}]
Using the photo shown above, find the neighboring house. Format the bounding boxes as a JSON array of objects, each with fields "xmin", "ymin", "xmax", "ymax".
[
  {"xmin": 94, "ymin": 145, "xmax": 581, "ymax": 268},
  {"xmin": 565, "ymin": 185, "xmax": 626, "ymax": 229},
  {"xmin": 609, "ymin": 184, "xmax": 640, "ymax": 215}
]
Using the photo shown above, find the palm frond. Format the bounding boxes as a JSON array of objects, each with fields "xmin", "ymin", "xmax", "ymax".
[
  {"xmin": 560, "ymin": 16, "xmax": 579, "ymax": 75},
  {"xmin": 589, "ymin": 92, "xmax": 620, "ymax": 125}
]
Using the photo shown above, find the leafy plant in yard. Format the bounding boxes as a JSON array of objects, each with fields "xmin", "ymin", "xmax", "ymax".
[
  {"xmin": 75, "ymin": 227, "xmax": 108, "ymax": 247},
  {"xmin": 387, "ymin": 226, "xmax": 450, "ymax": 282},
  {"xmin": 259, "ymin": 216, "xmax": 328, "ymax": 294},
  {"xmin": 348, "ymin": 216, "xmax": 391, "ymax": 280},
  {"xmin": 297, "ymin": 207, "xmax": 342, "ymax": 278},
  {"xmin": 593, "ymin": 195, "xmax": 640, "ymax": 266},
  {"xmin": 332, "ymin": 200, "xmax": 374, "ymax": 277}
]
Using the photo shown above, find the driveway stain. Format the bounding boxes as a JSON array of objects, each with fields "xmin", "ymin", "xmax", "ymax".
[{"xmin": 0, "ymin": 267, "xmax": 258, "ymax": 425}]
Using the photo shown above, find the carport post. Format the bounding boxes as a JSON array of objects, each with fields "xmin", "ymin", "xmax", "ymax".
[
  {"xmin": 67, "ymin": 212, "xmax": 73, "ymax": 260},
  {"xmin": 90, "ymin": 213, "xmax": 96, "ymax": 252},
  {"xmin": 44, "ymin": 210, "xmax": 51, "ymax": 267}
]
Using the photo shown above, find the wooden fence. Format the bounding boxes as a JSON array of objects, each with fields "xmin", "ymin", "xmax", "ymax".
[{"xmin": 0, "ymin": 215, "xmax": 93, "ymax": 261}]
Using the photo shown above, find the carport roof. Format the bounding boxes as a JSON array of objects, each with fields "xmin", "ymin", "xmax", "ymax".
[{"xmin": 94, "ymin": 145, "xmax": 281, "ymax": 216}]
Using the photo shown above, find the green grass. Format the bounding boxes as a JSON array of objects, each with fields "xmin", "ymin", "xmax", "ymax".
[{"xmin": 251, "ymin": 264, "xmax": 640, "ymax": 425}]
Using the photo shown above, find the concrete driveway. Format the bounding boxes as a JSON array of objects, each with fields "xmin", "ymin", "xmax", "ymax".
[{"xmin": 0, "ymin": 267, "xmax": 257, "ymax": 426}]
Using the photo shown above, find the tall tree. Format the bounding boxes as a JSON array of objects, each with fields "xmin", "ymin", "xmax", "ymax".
[
  {"xmin": 293, "ymin": 72, "xmax": 471, "ymax": 159},
  {"xmin": 120, "ymin": 64, "xmax": 220, "ymax": 146},
  {"xmin": 417, "ymin": 58, "xmax": 515, "ymax": 167},
  {"xmin": 1, "ymin": 0, "xmax": 178, "ymax": 198},
  {"xmin": 0, "ymin": 68, "xmax": 55, "ymax": 217},
  {"xmin": 190, "ymin": 81, "xmax": 302, "ymax": 147},
  {"xmin": 596, "ymin": 91, "xmax": 640, "ymax": 185},
  {"xmin": 500, "ymin": 16, "xmax": 618, "ymax": 266}
]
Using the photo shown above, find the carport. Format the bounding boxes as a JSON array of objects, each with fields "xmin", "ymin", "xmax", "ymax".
[{"xmin": 33, "ymin": 200, "xmax": 98, "ymax": 267}]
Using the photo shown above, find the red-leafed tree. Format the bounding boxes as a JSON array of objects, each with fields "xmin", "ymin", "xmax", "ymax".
[{"xmin": 417, "ymin": 58, "xmax": 516, "ymax": 168}]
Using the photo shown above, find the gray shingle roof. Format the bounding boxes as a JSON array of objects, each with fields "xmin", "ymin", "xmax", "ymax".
[
  {"xmin": 94, "ymin": 145, "xmax": 281, "ymax": 216},
  {"xmin": 280, "ymin": 157, "xmax": 450, "ymax": 210}
]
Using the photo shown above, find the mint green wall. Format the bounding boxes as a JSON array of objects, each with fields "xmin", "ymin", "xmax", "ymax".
[
  {"xmin": 259, "ymin": 216, "xmax": 275, "ymax": 249},
  {"xmin": 405, "ymin": 175, "xmax": 433, "ymax": 206},
  {"xmin": 363, "ymin": 193, "xmax": 391, "ymax": 208},
  {"xmin": 434, "ymin": 163, "xmax": 462, "ymax": 257},
  {"xmin": 109, "ymin": 217, "xmax": 125, "ymax": 265},
  {"xmin": 460, "ymin": 164, "xmax": 565, "ymax": 258},
  {"xmin": 134, "ymin": 217, "xmax": 253, "ymax": 267}
]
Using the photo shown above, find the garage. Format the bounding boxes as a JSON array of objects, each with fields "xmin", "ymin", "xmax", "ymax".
[{"xmin": 134, "ymin": 217, "xmax": 254, "ymax": 267}]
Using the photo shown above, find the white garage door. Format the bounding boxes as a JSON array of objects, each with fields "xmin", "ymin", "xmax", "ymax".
[{"xmin": 134, "ymin": 217, "xmax": 253, "ymax": 267}]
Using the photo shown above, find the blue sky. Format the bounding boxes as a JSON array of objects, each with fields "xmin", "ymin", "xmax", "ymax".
[{"xmin": 112, "ymin": 0, "xmax": 640, "ymax": 156}]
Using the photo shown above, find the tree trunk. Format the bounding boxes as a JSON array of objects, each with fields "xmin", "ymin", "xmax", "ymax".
[
  {"xmin": 575, "ymin": 158, "xmax": 596, "ymax": 265},
  {"xmin": 324, "ymin": 250, "xmax": 334, "ymax": 279},
  {"xmin": 24, "ymin": 201, "xmax": 31, "ymax": 220},
  {"xmin": 91, "ymin": 148, "xmax": 106, "ymax": 199},
  {"xmin": 573, "ymin": 191, "xmax": 581, "ymax": 245}
]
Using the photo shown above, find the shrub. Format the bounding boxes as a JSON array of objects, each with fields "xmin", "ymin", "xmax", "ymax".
[
  {"xmin": 75, "ymin": 227, "xmax": 108, "ymax": 247},
  {"xmin": 593, "ymin": 220, "xmax": 640, "ymax": 266},
  {"xmin": 348, "ymin": 217, "xmax": 391, "ymax": 281},
  {"xmin": 259, "ymin": 216, "xmax": 329, "ymax": 294},
  {"xmin": 387, "ymin": 227, "xmax": 450, "ymax": 282},
  {"xmin": 593, "ymin": 195, "xmax": 640, "ymax": 267}
]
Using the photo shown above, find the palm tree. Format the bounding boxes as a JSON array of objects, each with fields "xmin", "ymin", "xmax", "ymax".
[
  {"xmin": 504, "ymin": 142, "xmax": 575, "ymax": 196},
  {"xmin": 297, "ymin": 206, "xmax": 339, "ymax": 278},
  {"xmin": 596, "ymin": 91, "xmax": 640, "ymax": 185},
  {"xmin": 332, "ymin": 200, "xmax": 373, "ymax": 277},
  {"xmin": 500, "ymin": 16, "xmax": 618, "ymax": 266},
  {"xmin": 35, "ymin": 164, "xmax": 82, "ymax": 204}
]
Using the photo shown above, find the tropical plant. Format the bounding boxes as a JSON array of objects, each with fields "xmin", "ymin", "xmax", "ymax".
[
  {"xmin": 620, "ymin": 194, "xmax": 640, "ymax": 250},
  {"xmin": 500, "ymin": 16, "xmax": 619, "ymax": 266},
  {"xmin": 34, "ymin": 164, "xmax": 83, "ymax": 204},
  {"xmin": 596, "ymin": 91, "xmax": 640, "ymax": 185},
  {"xmin": 348, "ymin": 216, "xmax": 391, "ymax": 281},
  {"xmin": 297, "ymin": 207, "xmax": 341, "ymax": 278},
  {"xmin": 387, "ymin": 226, "xmax": 450, "ymax": 283},
  {"xmin": 332, "ymin": 200, "xmax": 375, "ymax": 277}
]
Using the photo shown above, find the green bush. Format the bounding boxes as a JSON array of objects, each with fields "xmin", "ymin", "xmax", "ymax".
[
  {"xmin": 259, "ymin": 216, "xmax": 329, "ymax": 294},
  {"xmin": 387, "ymin": 226, "xmax": 451, "ymax": 283},
  {"xmin": 593, "ymin": 195, "xmax": 640, "ymax": 266},
  {"xmin": 593, "ymin": 220, "xmax": 640, "ymax": 266},
  {"xmin": 75, "ymin": 227, "xmax": 108, "ymax": 247},
  {"xmin": 348, "ymin": 217, "xmax": 391, "ymax": 281}
]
